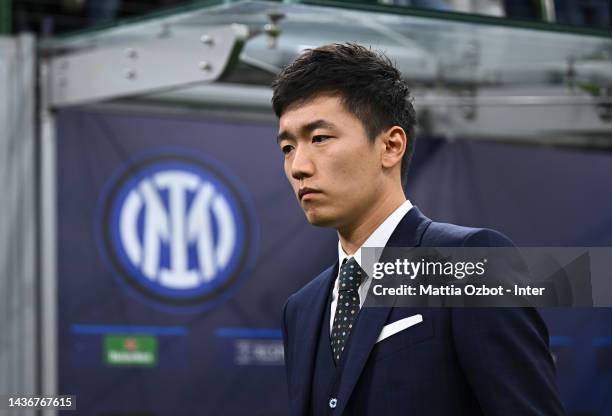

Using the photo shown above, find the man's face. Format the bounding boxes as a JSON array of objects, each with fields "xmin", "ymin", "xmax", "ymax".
[{"xmin": 277, "ymin": 94, "xmax": 385, "ymax": 229}]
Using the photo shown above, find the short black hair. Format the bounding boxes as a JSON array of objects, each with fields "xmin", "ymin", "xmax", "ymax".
[{"xmin": 271, "ymin": 43, "xmax": 417, "ymax": 187}]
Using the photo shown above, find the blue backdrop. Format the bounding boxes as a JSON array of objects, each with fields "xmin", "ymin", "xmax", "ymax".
[{"xmin": 56, "ymin": 109, "xmax": 612, "ymax": 415}]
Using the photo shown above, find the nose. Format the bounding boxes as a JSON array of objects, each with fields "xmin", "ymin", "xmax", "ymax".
[{"xmin": 289, "ymin": 145, "xmax": 315, "ymax": 181}]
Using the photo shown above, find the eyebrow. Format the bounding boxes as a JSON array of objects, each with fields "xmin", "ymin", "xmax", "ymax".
[{"xmin": 276, "ymin": 119, "xmax": 337, "ymax": 144}]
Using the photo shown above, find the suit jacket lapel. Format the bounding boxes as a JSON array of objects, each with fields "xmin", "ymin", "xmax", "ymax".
[
  {"xmin": 334, "ymin": 207, "xmax": 432, "ymax": 415},
  {"xmin": 292, "ymin": 261, "xmax": 338, "ymax": 416}
]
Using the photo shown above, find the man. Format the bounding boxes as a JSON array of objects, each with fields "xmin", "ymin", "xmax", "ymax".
[{"xmin": 272, "ymin": 43, "xmax": 564, "ymax": 415}]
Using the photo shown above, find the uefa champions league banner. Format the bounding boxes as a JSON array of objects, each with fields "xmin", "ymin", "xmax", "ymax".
[{"xmin": 56, "ymin": 109, "xmax": 337, "ymax": 415}]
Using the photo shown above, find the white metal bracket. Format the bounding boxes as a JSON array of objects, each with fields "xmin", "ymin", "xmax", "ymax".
[{"xmin": 48, "ymin": 24, "xmax": 249, "ymax": 108}]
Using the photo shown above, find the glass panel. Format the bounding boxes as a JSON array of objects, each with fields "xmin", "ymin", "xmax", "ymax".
[
  {"xmin": 312, "ymin": 0, "xmax": 611, "ymax": 31},
  {"xmin": 41, "ymin": 0, "xmax": 612, "ymax": 88},
  {"xmin": 39, "ymin": 0, "xmax": 612, "ymax": 43}
]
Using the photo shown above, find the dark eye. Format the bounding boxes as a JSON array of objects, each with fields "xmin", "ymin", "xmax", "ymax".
[
  {"xmin": 312, "ymin": 135, "xmax": 331, "ymax": 143},
  {"xmin": 281, "ymin": 144, "xmax": 294, "ymax": 155}
]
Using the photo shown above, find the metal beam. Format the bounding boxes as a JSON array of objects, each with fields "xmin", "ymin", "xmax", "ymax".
[
  {"xmin": 39, "ymin": 59, "xmax": 59, "ymax": 416},
  {"xmin": 87, "ymin": 83, "xmax": 612, "ymax": 149},
  {"xmin": 47, "ymin": 24, "xmax": 249, "ymax": 108}
]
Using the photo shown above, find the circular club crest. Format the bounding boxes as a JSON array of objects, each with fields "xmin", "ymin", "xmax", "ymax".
[{"xmin": 98, "ymin": 153, "xmax": 255, "ymax": 310}]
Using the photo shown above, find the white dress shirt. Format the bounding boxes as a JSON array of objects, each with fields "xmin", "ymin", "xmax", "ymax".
[{"xmin": 329, "ymin": 200, "xmax": 413, "ymax": 335}]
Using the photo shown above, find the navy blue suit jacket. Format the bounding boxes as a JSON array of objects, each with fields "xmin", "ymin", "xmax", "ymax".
[{"xmin": 281, "ymin": 207, "xmax": 565, "ymax": 415}]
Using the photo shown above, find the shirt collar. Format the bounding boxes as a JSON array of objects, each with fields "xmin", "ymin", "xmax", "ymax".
[{"xmin": 337, "ymin": 199, "xmax": 413, "ymax": 269}]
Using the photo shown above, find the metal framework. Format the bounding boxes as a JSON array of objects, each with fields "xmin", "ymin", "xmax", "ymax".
[
  {"xmin": 38, "ymin": 1, "xmax": 612, "ymax": 146},
  {"xmin": 47, "ymin": 24, "xmax": 249, "ymax": 107}
]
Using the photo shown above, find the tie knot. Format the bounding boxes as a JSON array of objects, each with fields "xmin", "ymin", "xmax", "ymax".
[{"xmin": 338, "ymin": 258, "xmax": 362, "ymax": 292}]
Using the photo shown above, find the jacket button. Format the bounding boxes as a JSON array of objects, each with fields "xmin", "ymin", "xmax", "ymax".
[{"xmin": 329, "ymin": 398, "xmax": 337, "ymax": 409}]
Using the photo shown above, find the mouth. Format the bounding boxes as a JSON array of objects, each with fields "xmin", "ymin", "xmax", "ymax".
[{"xmin": 298, "ymin": 187, "xmax": 321, "ymax": 201}]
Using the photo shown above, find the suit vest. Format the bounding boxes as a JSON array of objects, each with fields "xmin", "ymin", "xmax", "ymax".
[{"xmin": 310, "ymin": 286, "xmax": 361, "ymax": 415}]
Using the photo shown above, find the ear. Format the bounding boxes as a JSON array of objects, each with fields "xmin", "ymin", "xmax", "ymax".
[{"xmin": 380, "ymin": 126, "xmax": 407, "ymax": 170}]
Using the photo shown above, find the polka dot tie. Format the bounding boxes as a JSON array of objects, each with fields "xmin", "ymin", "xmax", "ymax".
[{"xmin": 331, "ymin": 257, "xmax": 363, "ymax": 365}]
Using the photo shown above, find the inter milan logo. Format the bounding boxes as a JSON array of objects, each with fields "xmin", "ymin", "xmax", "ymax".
[{"xmin": 98, "ymin": 153, "xmax": 255, "ymax": 310}]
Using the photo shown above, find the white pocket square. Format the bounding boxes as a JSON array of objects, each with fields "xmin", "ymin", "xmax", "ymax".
[{"xmin": 376, "ymin": 314, "xmax": 423, "ymax": 343}]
